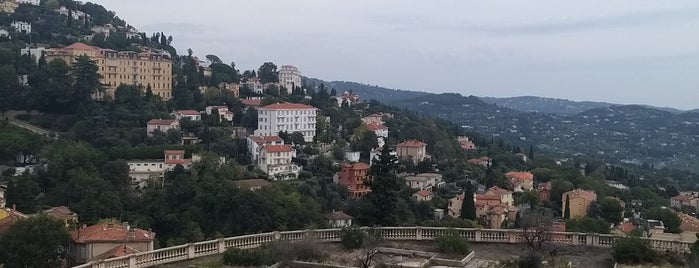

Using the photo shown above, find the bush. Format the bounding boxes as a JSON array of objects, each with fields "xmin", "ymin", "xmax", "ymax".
[
  {"xmin": 612, "ymin": 237, "xmax": 657, "ymax": 264},
  {"xmin": 517, "ymin": 252, "xmax": 542, "ymax": 268},
  {"xmin": 273, "ymin": 238, "xmax": 328, "ymax": 262},
  {"xmin": 565, "ymin": 217, "xmax": 610, "ymax": 234},
  {"xmin": 434, "ymin": 229, "xmax": 470, "ymax": 255},
  {"xmin": 340, "ymin": 226, "xmax": 366, "ymax": 249},
  {"xmin": 222, "ymin": 247, "xmax": 279, "ymax": 266}
]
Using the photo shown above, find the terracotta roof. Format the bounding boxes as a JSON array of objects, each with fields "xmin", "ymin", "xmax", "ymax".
[
  {"xmin": 175, "ymin": 110, "xmax": 201, "ymax": 115},
  {"xmin": 0, "ymin": 208, "xmax": 29, "ymax": 233},
  {"xmin": 323, "ymin": 211, "xmax": 353, "ymax": 220},
  {"xmin": 242, "ymin": 99, "xmax": 262, "ymax": 106},
  {"xmin": 260, "ymin": 102, "xmax": 318, "ymax": 110},
  {"xmin": 476, "ymin": 193, "xmax": 502, "ymax": 200},
  {"xmin": 344, "ymin": 162, "xmax": 370, "ymax": 170},
  {"xmin": 65, "ymin": 42, "xmax": 98, "ymax": 51},
  {"xmin": 164, "ymin": 150, "xmax": 185, "ymax": 155},
  {"xmin": 263, "ymin": 144, "xmax": 293, "ymax": 153},
  {"xmin": 147, "ymin": 119, "xmax": 177, "ymax": 125},
  {"xmin": 618, "ymin": 222, "xmax": 636, "ymax": 234},
  {"xmin": 397, "ymin": 140, "xmax": 427, "ymax": 148},
  {"xmin": 366, "ymin": 122, "xmax": 388, "ymax": 131},
  {"xmin": 679, "ymin": 213, "xmax": 699, "ymax": 232},
  {"xmin": 415, "ymin": 190, "xmax": 432, "ymax": 198},
  {"xmin": 486, "ymin": 186, "xmax": 512, "ymax": 196},
  {"xmin": 234, "ymin": 179, "xmax": 271, "ymax": 190},
  {"xmin": 44, "ymin": 206, "xmax": 77, "ymax": 221},
  {"xmin": 248, "ymin": 135, "xmax": 284, "ymax": 144},
  {"xmin": 70, "ymin": 222, "xmax": 155, "ymax": 243},
  {"xmin": 93, "ymin": 244, "xmax": 140, "ymax": 260},
  {"xmin": 468, "ymin": 157, "xmax": 491, "ymax": 165},
  {"xmin": 505, "ymin": 171, "xmax": 534, "ymax": 181},
  {"xmin": 563, "ymin": 189, "xmax": 597, "ymax": 202},
  {"xmin": 672, "ymin": 194, "xmax": 697, "ymax": 202},
  {"xmin": 164, "ymin": 159, "xmax": 191, "ymax": 165}
]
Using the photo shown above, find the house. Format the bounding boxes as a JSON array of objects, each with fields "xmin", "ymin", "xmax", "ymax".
[
  {"xmin": 258, "ymin": 144, "xmax": 300, "ymax": 180},
  {"xmin": 396, "ymin": 140, "xmax": 429, "ymax": 164},
  {"xmin": 403, "ymin": 173, "xmax": 444, "ymax": 191},
  {"xmin": 247, "ymin": 135, "xmax": 284, "ymax": 162},
  {"xmin": 146, "ymin": 119, "xmax": 180, "ymax": 137},
  {"xmin": 55, "ymin": 6, "xmax": 89, "ymax": 21},
  {"xmin": 324, "ymin": 211, "xmax": 353, "ymax": 228},
  {"xmin": 413, "ymin": 190, "xmax": 433, "ymax": 202},
  {"xmin": 91, "ymin": 24, "xmax": 114, "ymax": 37},
  {"xmin": 447, "ymin": 186, "xmax": 515, "ymax": 228},
  {"xmin": 68, "ymin": 222, "xmax": 155, "ymax": 265},
  {"xmin": 366, "ymin": 122, "xmax": 388, "ymax": 148},
  {"xmin": 278, "ymin": 65, "xmax": 301, "ymax": 91},
  {"xmin": 172, "ymin": 110, "xmax": 201, "ymax": 121},
  {"xmin": 44, "ymin": 206, "xmax": 78, "ymax": 229},
  {"xmin": 334, "ymin": 162, "xmax": 371, "ymax": 198},
  {"xmin": 233, "ymin": 179, "xmax": 271, "ymax": 191},
  {"xmin": 562, "ymin": 189, "xmax": 597, "ymax": 219},
  {"xmin": 606, "ymin": 180, "xmax": 630, "ymax": 190},
  {"xmin": 127, "ymin": 150, "xmax": 193, "ymax": 188},
  {"xmin": 10, "ymin": 21, "xmax": 31, "ymax": 34},
  {"xmin": 447, "ymin": 193, "xmax": 466, "ymax": 218},
  {"xmin": 16, "ymin": 0, "xmax": 40, "ymax": 5},
  {"xmin": 671, "ymin": 191, "xmax": 699, "ymax": 210},
  {"xmin": 333, "ymin": 91, "xmax": 360, "ymax": 106},
  {"xmin": 537, "ymin": 181, "xmax": 552, "ymax": 202},
  {"xmin": 205, "ymin": 106, "xmax": 233, "ymax": 122},
  {"xmin": 218, "ymin": 82, "xmax": 240, "ymax": 97},
  {"xmin": 468, "ymin": 156, "xmax": 492, "ymax": 168},
  {"xmin": 345, "ymin": 151, "xmax": 360, "ymax": 162},
  {"xmin": 0, "ymin": 1, "xmax": 18, "ymax": 13},
  {"xmin": 242, "ymin": 77, "xmax": 265, "ymax": 94},
  {"xmin": 0, "ymin": 29, "xmax": 9, "ymax": 38},
  {"xmin": 0, "ymin": 184, "xmax": 5, "ymax": 208},
  {"xmin": 361, "ymin": 113, "xmax": 393, "ymax": 125},
  {"xmin": 0, "ymin": 205, "xmax": 29, "ymax": 233},
  {"xmin": 505, "ymin": 171, "xmax": 534, "ymax": 192},
  {"xmin": 612, "ymin": 220, "xmax": 637, "ymax": 236},
  {"xmin": 254, "ymin": 102, "xmax": 318, "ymax": 142},
  {"xmin": 514, "ymin": 153, "xmax": 529, "ymax": 162},
  {"xmin": 457, "ymin": 136, "xmax": 476, "ymax": 150}
]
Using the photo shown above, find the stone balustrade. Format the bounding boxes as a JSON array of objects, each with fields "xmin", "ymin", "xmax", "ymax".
[{"xmin": 72, "ymin": 227, "xmax": 693, "ymax": 268}]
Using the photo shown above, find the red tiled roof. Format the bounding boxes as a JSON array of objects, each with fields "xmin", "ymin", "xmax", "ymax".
[
  {"xmin": 323, "ymin": 211, "xmax": 353, "ymax": 220},
  {"xmin": 468, "ymin": 156, "xmax": 491, "ymax": 165},
  {"xmin": 248, "ymin": 135, "xmax": 284, "ymax": 144},
  {"xmin": 164, "ymin": 159, "xmax": 191, "ymax": 165},
  {"xmin": 164, "ymin": 150, "xmax": 185, "ymax": 155},
  {"xmin": 679, "ymin": 213, "xmax": 699, "ymax": 232},
  {"xmin": 618, "ymin": 222, "xmax": 636, "ymax": 234},
  {"xmin": 366, "ymin": 122, "xmax": 387, "ymax": 131},
  {"xmin": 44, "ymin": 206, "xmax": 77, "ymax": 221},
  {"xmin": 672, "ymin": 194, "xmax": 696, "ymax": 202},
  {"xmin": 175, "ymin": 110, "xmax": 201, "ymax": 115},
  {"xmin": 260, "ymin": 102, "xmax": 318, "ymax": 110},
  {"xmin": 344, "ymin": 162, "xmax": 370, "ymax": 170},
  {"xmin": 397, "ymin": 140, "xmax": 427, "ymax": 148},
  {"xmin": 65, "ymin": 42, "xmax": 98, "ymax": 51},
  {"xmin": 70, "ymin": 222, "xmax": 155, "ymax": 243},
  {"xmin": 476, "ymin": 193, "xmax": 502, "ymax": 200},
  {"xmin": 415, "ymin": 190, "xmax": 432, "ymax": 198},
  {"xmin": 0, "ymin": 208, "xmax": 29, "ymax": 233},
  {"xmin": 147, "ymin": 119, "xmax": 177, "ymax": 125},
  {"xmin": 263, "ymin": 144, "xmax": 293, "ymax": 153},
  {"xmin": 487, "ymin": 186, "xmax": 512, "ymax": 196},
  {"xmin": 242, "ymin": 99, "xmax": 262, "ymax": 106},
  {"xmin": 505, "ymin": 171, "xmax": 534, "ymax": 181},
  {"xmin": 94, "ymin": 244, "xmax": 140, "ymax": 260}
]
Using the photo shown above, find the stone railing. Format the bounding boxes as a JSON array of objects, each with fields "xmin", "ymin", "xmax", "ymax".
[{"xmin": 72, "ymin": 227, "xmax": 693, "ymax": 268}]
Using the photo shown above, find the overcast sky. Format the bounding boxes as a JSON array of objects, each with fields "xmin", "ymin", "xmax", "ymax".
[{"xmin": 95, "ymin": 0, "xmax": 699, "ymax": 109}]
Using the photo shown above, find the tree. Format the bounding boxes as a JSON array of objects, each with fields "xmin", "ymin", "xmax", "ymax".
[
  {"xmin": 0, "ymin": 215, "xmax": 70, "ymax": 268},
  {"xmin": 563, "ymin": 194, "xmax": 571, "ymax": 219},
  {"xmin": 362, "ymin": 144, "xmax": 412, "ymax": 226},
  {"xmin": 566, "ymin": 217, "xmax": 610, "ymax": 234},
  {"xmin": 72, "ymin": 55, "xmax": 103, "ymax": 106},
  {"xmin": 596, "ymin": 197, "xmax": 624, "ymax": 224},
  {"xmin": 519, "ymin": 208, "xmax": 553, "ymax": 252},
  {"xmin": 258, "ymin": 62, "xmax": 278, "ymax": 84},
  {"xmin": 290, "ymin": 132, "xmax": 305, "ymax": 146},
  {"xmin": 166, "ymin": 128, "xmax": 182, "ymax": 144},
  {"xmin": 206, "ymin": 54, "xmax": 222, "ymax": 64},
  {"xmin": 645, "ymin": 207, "xmax": 681, "ymax": 233},
  {"xmin": 460, "ymin": 183, "xmax": 476, "ymax": 220},
  {"xmin": 0, "ymin": 65, "xmax": 19, "ymax": 112},
  {"xmin": 551, "ymin": 179, "xmax": 573, "ymax": 205},
  {"xmin": 612, "ymin": 237, "xmax": 656, "ymax": 264}
]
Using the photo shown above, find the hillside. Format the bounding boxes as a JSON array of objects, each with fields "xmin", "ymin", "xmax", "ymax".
[
  {"xmin": 480, "ymin": 96, "xmax": 614, "ymax": 115},
  {"xmin": 303, "ymin": 77, "xmax": 429, "ymax": 103}
]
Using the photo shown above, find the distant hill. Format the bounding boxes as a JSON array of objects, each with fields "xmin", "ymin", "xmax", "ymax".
[
  {"xmin": 302, "ymin": 77, "xmax": 428, "ymax": 103},
  {"xmin": 480, "ymin": 96, "xmax": 613, "ymax": 115}
]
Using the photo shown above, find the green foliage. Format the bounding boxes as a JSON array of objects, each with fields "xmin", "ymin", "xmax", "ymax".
[
  {"xmin": 223, "ymin": 247, "xmax": 279, "ymax": 266},
  {"xmin": 0, "ymin": 215, "xmax": 70, "ymax": 268},
  {"xmin": 596, "ymin": 197, "xmax": 624, "ymax": 224},
  {"xmin": 565, "ymin": 217, "xmax": 610, "ymax": 234},
  {"xmin": 460, "ymin": 183, "xmax": 476, "ymax": 220},
  {"xmin": 645, "ymin": 207, "xmax": 681, "ymax": 233},
  {"xmin": 612, "ymin": 237, "xmax": 657, "ymax": 264},
  {"xmin": 434, "ymin": 229, "xmax": 470, "ymax": 255},
  {"xmin": 517, "ymin": 252, "xmax": 542, "ymax": 268},
  {"xmin": 258, "ymin": 62, "xmax": 278, "ymax": 84},
  {"xmin": 0, "ymin": 124, "xmax": 43, "ymax": 162},
  {"xmin": 340, "ymin": 226, "xmax": 366, "ymax": 249}
]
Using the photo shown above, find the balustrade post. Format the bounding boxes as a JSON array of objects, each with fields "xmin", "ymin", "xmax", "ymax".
[
  {"xmin": 588, "ymin": 234, "xmax": 597, "ymax": 246},
  {"xmin": 128, "ymin": 255, "xmax": 137, "ymax": 268},
  {"xmin": 508, "ymin": 230, "xmax": 517, "ymax": 243},
  {"xmin": 475, "ymin": 229, "xmax": 482, "ymax": 242},
  {"xmin": 218, "ymin": 238, "xmax": 226, "ymax": 253},
  {"xmin": 416, "ymin": 226, "xmax": 422, "ymax": 240},
  {"xmin": 572, "ymin": 234, "xmax": 579, "ymax": 245},
  {"xmin": 187, "ymin": 243, "xmax": 196, "ymax": 259},
  {"xmin": 274, "ymin": 231, "xmax": 281, "ymax": 240}
]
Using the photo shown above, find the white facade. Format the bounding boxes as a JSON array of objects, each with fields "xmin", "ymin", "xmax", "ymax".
[
  {"xmin": 171, "ymin": 110, "xmax": 201, "ymax": 121},
  {"xmin": 255, "ymin": 103, "xmax": 318, "ymax": 142},
  {"xmin": 11, "ymin": 21, "xmax": 31, "ymax": 34},
  {"xmin": 345, "ymin": 151, "xmax": 360, "ymax": 162},
  {"xmin": 404, "ymin": 173, "xmax": 445, "ymax": 191},
  {"xmin": 16, "ymin": 0, "xmax": 40, "ymax": 5},
  {"xmin": 246, "ymin": 135, "xmax": 284, "ymax": 162},
  {"xmin": 278, "ymin": 65, "xmax": 301, "ymax": 91},
  {"xmin": 146, "ymin": 119, "xmax": 180, "ymax": 137},
  {"xmin": 257, "ymin": 145, "xmax": 300, "ymax": 180},
  {"xmin": 0, "ymin": 29, "xmax": 9, "ymax": 38},
  {"xmin": 55, "ymin": 6, "xmax": 89, "ymax": 20},
  {"xmin": 127, "ymin": 151, "xmax": 192, "ymax": 188},
  {"xmin": 205, "ymin": 106, "xmax": 233, "ymax": 122}
]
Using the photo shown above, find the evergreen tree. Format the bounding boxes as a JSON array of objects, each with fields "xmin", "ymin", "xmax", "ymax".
[
  {"xmin": 0, "ymin": 215, "xmax": 70, "ymax": 268},
  {"xmin": 364, "ymin": 144, "xmax": 412, "ymax": 226},
  {"xmin": 330, "ymin": 87, "xmax": 337, "ymax": 96},
  {"xmin": 71, "ymin": 55, "xmax": 102, "ymax": 106},
  {"xmin": 460, "ymin": 183, "xmax": 477, "ymax": 220},
  {"xmin": 528, "ymin": 144, "xmax": 535, "ymax": 159},
  {"xmin": 564, "ymin": 194, "xmax": 571, "ymax": 219}
]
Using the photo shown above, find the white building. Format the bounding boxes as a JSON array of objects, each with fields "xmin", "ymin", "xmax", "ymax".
[
  {"xmin": 205, "ymin": 106, "xmax": 233, "ymax": 122},
  {"xmin": 90, "ymin": 24, "xmax": 114, "ymax": 37},
  {"xmin": 242, "ymin": 77, "xmax": 265, "ymax": 94},
  {"xmin": 127, "ymin": 150, "xmax": 192, "ymax": 188},
  {"xmin": 146, "ymin": 119, "xmax": 180, "ymax": 137},
  {"xmin": 257, "ymin": 144, "xmax": 300, "ymax": 180},
  {"xmin": 278, "ymin": 65, "xmax": 301, "ymax": 91},
  {"xmin": 323, "ymin": 211, "xmax": 353, "ymax": 228},
  {"xmin": 11, "ymin": 21, "xmax": 31, "ymax": 34},
  {"xmin": 247, "ymin": 135, "xmax": 284, "ymax": 162},
  {"xmin": 254, "ymin": 102, "xmax": 318, "ymax": 142},
  {"xmin": 345, "ymin": 151, "xmax": 360, "ymax": 162},
  {"xmin": 20, "ymin": 46, "xmax": 46, "ymax": 63},
  {"xmin": 404, "ymin": 173, "xmax": 445, "ymax": 191},
  {"xmin": 55, "ymin": 6, "xmax": 89, "ymax": 20},
  {"xmin": 16, "ymin": 0, "xmax": 40, "ymax": 5},
  {"xmin": 366, "ymin": 122, "xmax": 388, "ymax": 148},
  {"xmin": 0, "ymin": 29, "xmax": 9, "ymax": 38},
  {"xmin": 171, "ymin": 110, "xmax": 201, "ymax": 121}
]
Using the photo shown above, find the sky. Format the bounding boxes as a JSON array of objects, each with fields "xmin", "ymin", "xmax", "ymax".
[{"xmin": 95, "ymin": 0, "xmax": 699, "ymax": 110}]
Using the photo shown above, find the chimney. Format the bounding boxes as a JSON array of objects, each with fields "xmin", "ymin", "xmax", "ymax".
[{"xmin": 122, "ymin": 222, "xmax": 129, "ymax": 229}]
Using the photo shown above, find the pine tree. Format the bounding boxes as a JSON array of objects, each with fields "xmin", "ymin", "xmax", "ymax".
[
  {"xmin": 460, "ymin": 183, "xmax": 477, "ymax": 220},
  {"xmin": 528, "ymin": 144, "xmax": 535, "ymax": 159},
  {"xmin": 365, "ymin": 144, "xmax": 410, "ymax": 226},
  {"xmin": 564, "ymin": 194, "xmax": 571, "ymax": 219}
]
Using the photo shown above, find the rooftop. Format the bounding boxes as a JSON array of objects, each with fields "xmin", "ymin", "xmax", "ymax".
[
  {"xmin": 263, "ymin": 144, "xmax": 293, "ymax": 153},
  {"xmin": 397, "ymin": 140, "xmax": 427, "ymax": 148},
  {"xmin": 564, "ymin": 189, "xmax": 598, "ymax": 201},
  {"xmin": 70, "ymin": 222, "xmax": 155, "ymax": 243},
  {"xmin": 415, "ymin": 190, "xmax": 432, "ymax": 198},
  {"xmin": 175, "ymin": 110, "xmax": 201, "ymax": 116},
  {"xmin": 147, "ymin": 119, "xmax": 177, "ymax": 125},
  {"xmin": 93, "ymin": 244, "xmax": 140, "ymax": 260},
  {"xmin": 248, "ymin": 135, "xmax": 284, "ymax": 144},
  {"xmin": 242, "ymin": 99, "xmax": 262, "ymax": 106},
  {"xmin": 44, "ymin": 206, "xmax": 77, "ymax": 221},
  {"xmin": 260, "ymin": 102, "xmax": 318, "ymax": 110},
  {"xmin": 505, "ymin": 171, "xmax": 534, "ymax": 181},
  {"xmin": 343, "ymin": 162, "xmax": 370, "ymax": 170},
  {"xmin": 366, "ymin": 122, "xmax": 388, "ymax": 131}
]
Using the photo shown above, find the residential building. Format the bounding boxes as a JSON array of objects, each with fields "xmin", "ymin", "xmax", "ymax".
[
  {"xmin": 205, "ymin": 106, "xmax": 233, "ymax": 122},
  {"xmin": 0, "ymin": 29, "xmax": 9, "ymax": 37},
  {"xmin": 20, "ymin": 46, "xmax": 46, "ymax": 63},
  {"xmin": 0, "ymin": 205, "xmax": 28, "ymax": 233},
  {"xmin": 457, "ymin": 136, "xmax": 476, "ymax": 150},
  {"xmin": 514, "ymin": 153, "xmax": 529, "ymax": 162},
  {"xmin": 537, "ymin": 181, "xmax": 552, "ymax": 202},
  {"xmin": 255, "ymin": 102, "xmax": 318, "ymax": 142},
  {"xmin": 505, "ymin": 171, "xmax": 534, "ymax": 192},
  {"xmin": 0, "ymin": 1, "xmax": 18, "ymax": 13},
  {"xmin": 366, "ymin": 122, "xmax": 388, "ymax": 148},
  {"xmin": 413, "ymin": 190, "xmax": 433, "ymax": 202},
  {"xmin": 218, "ymin": 82, "xmax": 240, "ymax": 97},
  {"xmin": 242, "ymin": 77, "xmax": 265, "ymax": 94},
  {"xmin": 91, "ymin": 24, "xmax": 114, "ymax": 37},
  {"xmin": 361, "ymin": 113, "xmax": 393, "ymax": 125},
  {"xmin": 671, "ymin": 191, "xmax": 699, "ymax": 210},
  {"xmin": 55, "ymin": 6, "xmax": 89, "ymax": 20},
  {"xmin": 468, "ymin": 156, "xmax": 492, "ymax": 168},
  {"xmin": 257, "ymin": 144, "xmax": 300, "ymax": 180},
  {"xmin": 45, "ymin": 42, "xmax": 173, "ymax": 99},
  {"xmin": 10, "ymin": 21, "xmax": 31, "ymax": 34},
  {"xmin": 0, "ymin": 184, "xmax": 5, "ymax": 208},
  {"xmin": 127, "ymin": 150, "xmax": 192, "ymax": 188},
  {"xmin": 323, "ymin": 211, "xmax": 353, "ymax": 228},
  {"xmin": 370, "ymin": 149, "xmax": 398, "ymax": 166},
  {"xmin": 246, "ymin": 135, "xmax": 284, "ymax": 162},
  {"xmin": 447, "ymin": 193, "xmax": 466, "ymax": 218},
  {"xmin": 606, "ymin": 180, "xmax": 630, "ymax": 190},
  {"xmin": 242, "ymin": 97, "xmax": 262, "ymax": 108},
  {"xmin": 562, "ymin": 189, "xmax": 597, "ymax": 219},
  {"xmin": 17, "ymin": 0, "xmax": 40, "ymax": 6},
  {"xmin": 404, "ymin": 173, "xmax": 444, "ymax": 191},
  {"xmin": 333, "ymin": 91, "xmax": 360, "ymax": 106},
  {"xmin": 44, "ymin": 206, "xmax": 78, "ymax": 229},
  {"xmin": 68, "ymin": 222, "xmax": 155, "ymax": 265},
  {"xmin": 146, "ymin": 119, "xmax": 180, "ymax": 137},
  {"xmin": 345, "ymin": 151, "xmax": 361, "ymax": 162},
  {"xmin": 171, "ymin": 110, "xmax": 201, "ymax": 121},
  {"xmin": 334, "ymin": 162, "xmax": 371, "ymax": 198},
  {"xmin": 396, "ymin": 140, "xmax": 429, "ymax": 164},
  {"xmin": 233, "ymin": 179, "xmax": 271, "ymax": 191},
  {"xmin": 474, "ymin": 186, "xmax": 516, "ymax": 228},
  {"xmin": 278, "ymin": 65, "xmax": 301, "ymax": 91}
]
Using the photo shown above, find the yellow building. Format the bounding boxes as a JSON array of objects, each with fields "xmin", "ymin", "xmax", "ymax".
[
  {"xmin": 562, "ymin": 189, "xmax": 597, "ymax": 219},
  {"xmin": 45, "ymin": 42, "xmax": 173, "ymax": 100},
  {"xmin": 0, "ymin": 1, "xmax": 18, "ymax": 13}
]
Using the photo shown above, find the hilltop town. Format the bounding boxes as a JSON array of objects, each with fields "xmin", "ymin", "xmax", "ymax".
[{"xmin": 1, "ymin": 1, "xmax": 699, "ymax": 268}]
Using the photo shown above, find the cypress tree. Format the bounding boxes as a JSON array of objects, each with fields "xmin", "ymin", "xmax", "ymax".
[
  {"xmin": 461, "ymin": 183, "xmax": 477, "ymax": 220},
  {"xmin": 564, "ymin": 194, "xmax": 571, "ymax": 219}
]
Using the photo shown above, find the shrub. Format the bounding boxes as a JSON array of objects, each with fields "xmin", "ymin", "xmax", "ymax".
[
  {"xmin": 340, "ymin": 226, "xmax": 366, "ymax": 249},
  {"xmin": 434, "ymin": 229, "xmax": 470, "ymax": 255},
  {"xmin": 612, "ymin": 237, "xmax": 657, "ymax": 264},
  {"xmin": 273, "ymin": 238, "xmax": 328, "ymax": 262},
  {"xmin": 222, "ymin": 247, "xmax": 279, "ymax": 266},
  {"xmin": 517, "ymin": 252, "xmax": 542, "ymax": 268}
]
